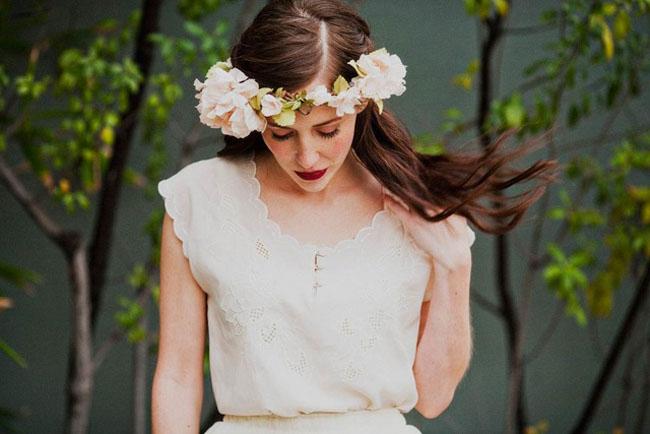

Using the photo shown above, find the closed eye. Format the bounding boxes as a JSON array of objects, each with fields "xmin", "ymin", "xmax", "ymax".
[{"xmin": 272, "ymin": 128, "xmax": 340, "ymax": 141}]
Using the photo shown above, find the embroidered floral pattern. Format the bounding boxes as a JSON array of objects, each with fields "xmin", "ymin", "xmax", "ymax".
[{"xmin": 157, "ymin": 155, "xmax": 432, "ymax": 416}]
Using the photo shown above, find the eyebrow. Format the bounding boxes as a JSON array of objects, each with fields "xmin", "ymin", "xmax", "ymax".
[{"xmin": 269, "ymin": 116, "xmax": 342, "ymax": 129}]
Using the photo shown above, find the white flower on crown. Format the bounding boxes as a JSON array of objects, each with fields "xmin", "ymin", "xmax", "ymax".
[
  {"xmin": 193, "ymin": 61, "xmax": 267, "ymax": 138},
  {"xmin": 193, "ymin": 47, "xmax": 407, "ymax": 138},
  {"xmin": 328, "ymin": 86, "xmax": 362, "ymax": 116},
  {"xmin": 260, "ymin": 94, "xmax": 283, "ymax": 117},
  {"xmin": 305, "ymin": 84, "xmax": 332, "ymax": 105},
  {"xmin": 223, "ymin": 104, "xmax": 266, "ymax": 138},
  {"xmin": 349, "ymin": 47, "xmax": 407, "ymax": 100}
]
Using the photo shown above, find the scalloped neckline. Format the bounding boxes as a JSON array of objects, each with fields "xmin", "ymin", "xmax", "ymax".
[{"xmin": 243, "ymin": 151, "xmax": 389, "ymax": 255}]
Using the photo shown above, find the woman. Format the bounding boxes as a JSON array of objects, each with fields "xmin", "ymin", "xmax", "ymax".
[{"xmin": 151, "ymin": 1, "xmax": 559, "ymax": 433}]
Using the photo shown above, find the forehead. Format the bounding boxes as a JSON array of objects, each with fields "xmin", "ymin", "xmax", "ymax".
[
  {"xmin": 267, "ymin": 104, "xmax": 342, "ymax": 129},
  {"xmin": 267, "ymin": 73, "xmax": 339, "ymax": 129}
]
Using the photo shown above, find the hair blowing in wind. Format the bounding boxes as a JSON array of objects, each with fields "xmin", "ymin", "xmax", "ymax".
[{"xmin": 218, "ymin": 0, "xmax": 561, "ymax": 234}]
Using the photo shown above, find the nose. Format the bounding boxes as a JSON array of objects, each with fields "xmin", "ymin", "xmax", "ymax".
[{"xmin": 295, "ymin": 144, "xmax": 320, "ymax": 170}]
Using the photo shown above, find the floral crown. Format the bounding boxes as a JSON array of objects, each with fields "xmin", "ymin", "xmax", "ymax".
[{"xmin": 193, "ymin": 47, "xmax": 407, "ymax": 138}]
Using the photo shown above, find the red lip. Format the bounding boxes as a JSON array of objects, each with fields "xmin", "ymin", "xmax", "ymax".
[{"xmin": 295, "ymin": 168, "xmax": 327, "ymax": 180}]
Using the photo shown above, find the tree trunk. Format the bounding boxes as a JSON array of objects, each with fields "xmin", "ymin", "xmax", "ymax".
[{"xmin": 64, "ymin": 246, "xmax": 94, "ymax": 434}]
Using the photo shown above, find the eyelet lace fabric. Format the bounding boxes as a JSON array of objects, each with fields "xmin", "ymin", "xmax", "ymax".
[{"xmin": 157, "ymin": 154, "xmax": 434, "ymax": 426}]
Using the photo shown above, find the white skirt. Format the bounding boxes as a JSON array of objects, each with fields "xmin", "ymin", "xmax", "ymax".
[{"xmin": 204, "ymin": 408, "xmax": 422, "ymax": 434}]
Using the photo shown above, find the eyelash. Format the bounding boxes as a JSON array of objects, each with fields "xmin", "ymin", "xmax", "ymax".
[{"xmin": 272, "ymin": 128, "xmax": 340, "ymax": 141}]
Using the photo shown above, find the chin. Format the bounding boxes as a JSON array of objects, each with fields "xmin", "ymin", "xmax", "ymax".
[
  {"xmin": 296, "ymin": 179, "xmax": 328, "ymax": 191},
  {"xmin": 293, "ymin": 175, "xmax": 330, "ymax": 191}
]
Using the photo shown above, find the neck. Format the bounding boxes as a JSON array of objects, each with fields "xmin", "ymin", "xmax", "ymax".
[{"xmin": 257, "ymin": 150, "xmax": 366, "ymax": 204}]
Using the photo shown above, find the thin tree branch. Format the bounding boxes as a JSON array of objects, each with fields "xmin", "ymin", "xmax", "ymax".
[
  {"xmin": 634, "ymin": 332, "xmax": 650, "ymax": 434},
  {"xmin": 475, "ymin": 8, "xmax": 529, "ymax": 434},
  {"xmin": 502, "ymin": 23, "xmax": 557, "ymax": 35},
  {"xmin": 570, "ymin": 260, "xmax": 650, "ymax": 434},
  {"xmin": 556, "ymin": 123, "xmax": 650, "ymax": 158},
  {"xmin": 522, "ymin": 299, "xmax": 565, "ymax": 365},
  {"xmin": 88, "ymin": 0, "xmax": 164, "ymax": 331},
  {"xmin": 0, "ymin": 154, "xmax": 78, "ymax": 251},
  {"xmin": 517, "ymin": 125, "xmax": 559, "ymax": 363},
  {"xmin": 93, "ymin": 283, "xmax": 152, "ymax": 372},
  {"xmin": 471, "ymin": 290, "xmax": 502, "ymax": 316},
  {"xmin": 615, "ymin": 306, "xmax": 648, "ymax": 431}
]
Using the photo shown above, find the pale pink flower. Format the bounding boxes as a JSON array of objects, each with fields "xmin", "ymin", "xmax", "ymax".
[
  {"xmin": 328, "ymin": 86, "xmax": 362, "ymax": 116},
  {"xmin": 306, "ymin": 84, "xmax": 333, "ymax": 106},
  {"xmin": 260, "ymin": 94, "xmax": 283, "ymax": 116},
  {"xmin": 351, "ymin": 49, "xmax": 406, "ymax": 100},
  {"xmin": 224, "ymin": 104, "xmax": 266, "ymax": 138},
  {"xmin": 194, "ymin": 62, "xmax": 266, "ymax": 137}
]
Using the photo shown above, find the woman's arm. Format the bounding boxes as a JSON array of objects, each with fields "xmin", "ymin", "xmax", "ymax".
[
  {"xmin": 413, "ymin": 256, "xmax": 473, "ymax": 419},
  {"xmin": 152, "ymin": 212, "xmax": 207, "ymax": 434}
]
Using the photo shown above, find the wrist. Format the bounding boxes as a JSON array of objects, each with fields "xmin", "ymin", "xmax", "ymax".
[{"xmin": 429, "ymin": 248, "xmax": 471, "ymax": 275}]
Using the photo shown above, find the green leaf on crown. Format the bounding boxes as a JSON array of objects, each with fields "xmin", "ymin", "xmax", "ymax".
[
  {"xmin": 375, "ymin": 98, "xmax": 383, "ymax": 115},
  {"xmin": 272, "ymin": 109, "xmax": 295, "ymax": 126},
  {"xmin": 347, "ymin": 60, "xmax": 364, "ymax": 77},
  {"xmin": 332, "ymin": 76, "xmax": 349, "ymax": 95},
  {"xmin": 249, "ymin": 87, "xmax": 272, "ymax": 110}
]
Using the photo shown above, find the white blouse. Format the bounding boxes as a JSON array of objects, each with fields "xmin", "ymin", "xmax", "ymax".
[{"xmin": 157, "ymin": 151, "xmax": 475, "ymax": 417}]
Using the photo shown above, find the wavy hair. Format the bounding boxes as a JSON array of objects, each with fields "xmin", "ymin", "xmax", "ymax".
[{"xmin": 217, "ymin": 0, "xmax": 561, "ymax": 234}]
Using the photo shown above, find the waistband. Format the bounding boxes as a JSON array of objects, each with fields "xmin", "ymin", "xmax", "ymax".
[{"xmin": 205, "ymin": 407, "xmax": 421, "ymax": 434}]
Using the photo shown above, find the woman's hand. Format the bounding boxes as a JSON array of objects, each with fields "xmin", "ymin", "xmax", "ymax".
[{"xmin": 383, "ymin": 192, "xmax": 473, "ymax": 272}]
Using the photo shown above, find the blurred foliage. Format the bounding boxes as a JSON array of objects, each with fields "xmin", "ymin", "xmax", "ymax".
[
  {"xmin": 464, "ymin": 0, "xmax": 511, "ymax": 18},
  {"xmin": 0, "ymin": 0, "xmax": 236, "ymax": 429},
  {"xmin": 1, "ymin": 0, "xmax": 649, "ymax": 431},
  {"xmin": 546, "ymin": 135, "xmax": 650, "ymax": 320},
  {"xmin": 492, "ymin": 0, "xmax": 649, "ymax": 135},
  {"xmin": 178, "ymin": 0, "xmax": 236, "ymax": 21},
  {"xmin": 452, "ymin": 58, "xmax": 480, "ymax": 91},
  {"xmin": 0, "ymin": 261, "xmax": 41, "ymax": 367},
  {"xmin": 0, "ymin": 260, "xmax": 40, "ymax": 432},
  {"xmin": 524, "ymin": 418, "xmax": 551, "ymax": 434},
  {"xmin": 445, "ymin": 0, "xmax": 650, "ymax": 329}
]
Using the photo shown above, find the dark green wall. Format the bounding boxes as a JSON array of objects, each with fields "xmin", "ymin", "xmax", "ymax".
[{"xmin": 1, "ymin": 1, "xmax": 647, "ymax": 433}]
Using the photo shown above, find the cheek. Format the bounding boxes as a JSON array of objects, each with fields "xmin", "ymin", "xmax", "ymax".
[
  {"xmin": 331, "ymin": 129, "xmax": 355, "ymax": 157},
  {"xmin": 262, "ymin": 135, "xmax": 291, "ymax": 159},
  {"xmin": 330, "ymin": 137, "xmax": 350, "ymax": 157}
]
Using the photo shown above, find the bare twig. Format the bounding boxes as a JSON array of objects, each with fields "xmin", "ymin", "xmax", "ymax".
[
  {"xmin": 502, "ymin": 23, "xmax": 557, "ymax": 35},
  {"xmin": 522, "ymin": 300, "xmax": 564, "ymax": 365},
  {"xmin": 471, "ymin": 290, "xmax": 502, "ymax": 316},
  {"xmin": 93, "ymin": 286, "xmax": 152, "ymax": 372},
  {"xmin": 570, "ymin": 260, "xmax": 650, "ymax": 434},
  {"xmin": 0, "ymin": 154, "xmax": 72, "ymax": 249},
  {"xmin": 635, "ymin": 332, "xmax": 650, "ymax": 434},
  {"xmin": 556, "ymin": 123, "xmax": 650, "ymax": 158},
  {"xmin": 615, "ymin": 304, "xmax": 648, "ymax": 431},
  {"xmin": 474, "ymin": 8, "xmax": 529, "ymax": 434},
  {"xmin": 518, "ymin": 125, "xmax": 558, "ymax": 364}
]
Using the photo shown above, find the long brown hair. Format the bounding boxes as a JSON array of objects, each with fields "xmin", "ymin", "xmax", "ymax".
[{"xmin": 218, "ymin": 0, "xmax": 561, "ymax": 235}]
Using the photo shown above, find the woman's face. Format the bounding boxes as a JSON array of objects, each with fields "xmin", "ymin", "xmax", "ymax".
[{"xmin": 260, "ymin": 92, "xmax": 366, "ymax": 195}]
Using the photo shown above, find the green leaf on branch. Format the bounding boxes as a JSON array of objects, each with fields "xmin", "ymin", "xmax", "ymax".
[
  {"xmin": 0, "ymin": 338, "xmax": 27, "ymax": 368},
  {"xmin": 503, "ymin": 92, "xmax": 526, "ymax": 128}
]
